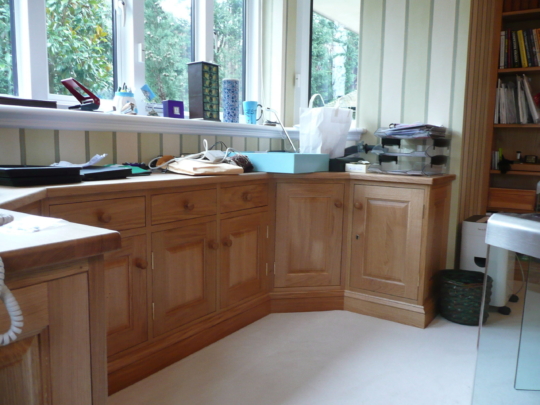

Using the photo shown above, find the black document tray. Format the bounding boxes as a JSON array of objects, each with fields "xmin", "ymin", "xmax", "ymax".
[
  {"xmin": 80, "ymin": 166, "xmax": 131, "ymax": 181},
  {"xmin": 0, "ymin": 166, "xmax": 81, "ymax": 187}
]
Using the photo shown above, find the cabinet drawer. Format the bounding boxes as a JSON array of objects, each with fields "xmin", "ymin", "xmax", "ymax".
[
  {"xmin": 152, "ymin": 189, "xmax": 217, "ymax": 224},
  {"xmin": 49, "ymin": 197, "xmax": 146, "ymax": 231},
  {"xmin": 220, "ymin": 184, "xmax": 268, "ymax": 213}
]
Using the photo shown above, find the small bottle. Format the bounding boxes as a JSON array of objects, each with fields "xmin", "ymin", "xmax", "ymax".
[{"xmin": 516, "ymin": 151, "xmax": 522, "ymax": 163}]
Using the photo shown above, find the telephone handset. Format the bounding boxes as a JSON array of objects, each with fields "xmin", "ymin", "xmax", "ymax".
[{"xmin": 0, "ymin": 257, "xmax": 24, "ymax": 346}]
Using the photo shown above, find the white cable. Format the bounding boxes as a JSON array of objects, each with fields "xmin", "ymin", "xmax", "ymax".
[{"xmin": 0, "ymin": 257, "xmax": 24, "ymax": 346}]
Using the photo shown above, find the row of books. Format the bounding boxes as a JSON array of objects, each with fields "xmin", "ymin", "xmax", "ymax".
[
  {"xmin": 499, "ymin": 29, "xmax": 540, "ymax": 69},
  {"xmin": 494, "ymin": 74, "xmax": 540, "ymax": 124},
  {"xmin": 504, "ymin": 0, "xmax": 540, "ymax": 12}
]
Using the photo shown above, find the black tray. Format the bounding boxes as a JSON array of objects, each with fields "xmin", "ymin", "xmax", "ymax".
[
  {"xmin": 0, "ymin": 166, "xmax": 81, "ymax": 187},
  {"xmin": 80, "ymin": 166, "xmax": 132, "ymax": 181}
]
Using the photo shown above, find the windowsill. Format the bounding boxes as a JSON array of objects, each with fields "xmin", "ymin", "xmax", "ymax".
[{"xmin": 0, "ymin": 105, "xmax": 364, "ymax": 141}]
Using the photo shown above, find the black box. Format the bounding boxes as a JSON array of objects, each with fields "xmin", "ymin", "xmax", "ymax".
[
  {"xmin": 187, "ymin": 61, "xmax": 220, "ymax": 121},
  {"xmin": 0, "ymin": 166, "xmax": 80, "ymax": 187}
]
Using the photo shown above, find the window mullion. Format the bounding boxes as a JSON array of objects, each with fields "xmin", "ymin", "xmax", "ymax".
[
  {"xmin": 245, "ymin": 0, "xmax": 261, "ymax": 103},
  {"xmin": 194, "ymin": 0, "xmax": 214, "ymax": 62},
  {"xmin": 15, "ymin": 0, "xmax": 49, "ymax": 99}
]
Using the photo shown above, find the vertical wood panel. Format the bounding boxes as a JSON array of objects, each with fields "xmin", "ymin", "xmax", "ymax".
[
  {"xmin": 162, "ymin": 134, "xmax": 181, "ymax": 157},
  {"xmin": 88, "ymin": 131, "xmax": 114, "ymax": 165},
  {"xmin": 25, "ymin": 129, "xmax": 55, "ymax": 166},
  {"xmin": 358, "ymin": 0, "xmax": 385, "ymax": 143},
  {"xmin": 427, "ymin": 0, "xmax": 458, "ymax": 125},
  {"xmin": 402, "ymin": 0, "xmax": 432, "ymax": 123},
  {"xmin": 114, "ymin": 132, "xmax": 137, "ymax": 164},
  {"xmin": 58, "ymin": 130, "xmax": 86, "ymax": 164},
  {"xmin": 0, "ymin": 127, "xmax": 21, "ymax": 165},
  {"xmin": 459, "ymin": 0, "xmax": 502, "ymax": 226},
  {"xmin": 140, "ymin": 133, "xmax": 160, "ymax": 165},
  {"xmin": 380, "ymin": 0, "xmax": 407, "ymax": 125}
]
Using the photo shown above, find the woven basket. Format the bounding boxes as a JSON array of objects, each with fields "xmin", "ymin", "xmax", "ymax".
[{"xmin": 439, "ymin": 270, "xmax": 493, "ymax": 326}]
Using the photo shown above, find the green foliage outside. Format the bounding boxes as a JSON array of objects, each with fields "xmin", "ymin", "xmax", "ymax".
[
  {"xmin": 46, "ymin": 0, "xmax": 114, "ymax": 99},
  {"xmin": 310, "ymin": 13, "xmax": 359, "ymax": 108},
  {"xmin": 0, "ymin": 0, "xmax": 15, "ymax": 95},
  {"xmin": 214, "ymin": 0, "xmax": 244, "ymax": 108},
  {"xmin": 144, "ymin": 0, "xmax": 192, "ymax": 104}
]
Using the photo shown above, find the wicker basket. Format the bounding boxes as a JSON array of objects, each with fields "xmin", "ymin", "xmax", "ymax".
[{"xmin": 439, "ymin": 270, "xmax": 493, "ymax": 326}]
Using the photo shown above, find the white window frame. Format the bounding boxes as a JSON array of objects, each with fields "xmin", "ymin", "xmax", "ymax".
[{"xmin": 10, "ymin": 0, "xmax": 262, "ymax": 113}]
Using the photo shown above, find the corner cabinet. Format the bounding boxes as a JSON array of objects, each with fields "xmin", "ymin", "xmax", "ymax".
[
  {"xmin": 345, "ymin": 176, "xmax": 453, "ymax": 328},
  {"xmin": 349, "ymin": 184, "xmax": 424, "ymax": 300},
  {"xmin": 274, "ymin": 182, "xmax": 345, "ymax": 288}
]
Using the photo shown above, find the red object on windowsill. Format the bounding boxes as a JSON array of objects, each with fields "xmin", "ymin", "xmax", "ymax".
[{"xmin": 61, "ymin": 78, "xmax": 100, "ymax": 111}]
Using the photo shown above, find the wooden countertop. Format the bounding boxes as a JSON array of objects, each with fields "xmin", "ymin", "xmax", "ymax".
[
  {"xmin": 0, "ymin": 209, "xmax": 121, "ymax": 274},
  {"xmin": 0, "ymin": 171, "xmax": 456, "ymax": 210}
]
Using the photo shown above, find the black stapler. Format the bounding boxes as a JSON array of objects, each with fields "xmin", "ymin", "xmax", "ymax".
[{"xmin": 61, "ymin": 78, "xmax": 100, "ymax": 111}]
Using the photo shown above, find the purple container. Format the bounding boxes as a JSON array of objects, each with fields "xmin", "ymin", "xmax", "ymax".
[{"xmin": 162, "ymin": 100, "xmax": 185, "ymax": 118}]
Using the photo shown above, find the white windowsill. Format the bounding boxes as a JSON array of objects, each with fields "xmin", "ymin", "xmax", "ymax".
[{"xmin": 0, "ymin": 105, "xmax": 364, "ymax": 141}]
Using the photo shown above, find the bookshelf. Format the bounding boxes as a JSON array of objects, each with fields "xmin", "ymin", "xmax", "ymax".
[{"xmin": 489, "ymin": 4, "xmax": 540, "ymax": 212}]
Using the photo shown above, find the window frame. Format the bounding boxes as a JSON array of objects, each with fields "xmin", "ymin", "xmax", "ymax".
[{"xmin": 8, "ymin": 0, "xmax": 259, "ymax": 115}]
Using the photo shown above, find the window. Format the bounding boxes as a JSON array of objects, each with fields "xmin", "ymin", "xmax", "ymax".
[
  {"xmin": 0, "ymin": 0, "xmax": 16, "ymax": 95},
  {"xmin": 309, "ymin": 1, "xmax": 359, "ymax": 108},
  {"xmin": 46, "ymin": 0, "xmax": 114, "ymax": 99},
  {"xmin": 144, "ymin": 0, "xmax": 192, "ymax": 105},
  {"xmin": 5, "ymin": 0, "xmax": 257, "ymax": 115},
  {"xmin": 213, "ymin": 0, "xmax": 245, "ymax": 107}
]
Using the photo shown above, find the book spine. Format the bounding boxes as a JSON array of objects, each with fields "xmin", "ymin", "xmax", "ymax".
[
  {"xmin": 504, "ymin": 0, "xmax": 514, "ymax": 10},
  {"xmin": 512, "ymin": 31, "xmax": 521, "ymax": 67},
  {"xmin": 530, "ymin": 0, "xmax": 539, "ymax": 8},
  {"xmin": 533, "ymin": 28, "xmax": 540, "ymax": 66},
  {"xmin": 500, "ymin": 31, "xmax": 506, "ymax": 69},
  {"xmin": 518, "ymin": 30, "xmax": 529, "ymax": 67},
  {"xmin": 526, "ymin": 29, "xmax": 536, "ymax": 66},
  {"xmin": 522, "ymin": 0, "xmax": 531, "ymax": 9},
  {"xmin": 512, "ymin": 0, "xmax": 522, "ymax": 10},
  {"xmin": 508, "ymin": 30, "xmax": 513, "ymax": 68}
]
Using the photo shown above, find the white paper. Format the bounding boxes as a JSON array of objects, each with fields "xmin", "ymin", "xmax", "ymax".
[{"xmin": 51, "ymin": 153, "xmax": 107, "ymax": 168}]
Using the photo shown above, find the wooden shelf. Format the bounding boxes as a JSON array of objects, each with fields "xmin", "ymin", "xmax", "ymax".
[
  {"xmin": 498, "ymin": 66, "xmax": 540, "ymax": 74},
  {"xmin": 490, "ymin": 169, "xmax": 540, "ymax": 176},
  {"xmin": 494, "ymin": 124, "xmax": 540, "ymax": 128},
  {"xmin": 502, "ymin": 8, "xmax": 540, "ymax": 22},
  {"xmin": 488, "ymin": 187, "xmax": 536, "ymax": 212}
]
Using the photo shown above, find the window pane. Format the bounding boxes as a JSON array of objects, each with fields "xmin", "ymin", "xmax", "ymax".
[
  {"xmin": 46, "ymin": 0, "xmax": 114, "ymax": 99},
  {"xmin": 144, "ymin": 0, "xmax": 192, "ymax": 106},
  {"xmin": 0, "ymin": 0, "xmax": 16, "ymax": 95},
  {"xmin": 214, "ymin": 0, "xmax": 244, "ymax": 109},
  {"xmin": 310, "ymin": 3, "xmax": 359, "ymax": 109}
]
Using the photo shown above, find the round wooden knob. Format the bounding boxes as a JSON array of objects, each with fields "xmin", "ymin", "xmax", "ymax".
[
  {"xmin": 223, "ymin": 238, "xmax": 233, "ymax": 248},
  {"xmin": 135, "ymin": 258, "xmax": 148, "ymax": 269},
  {"xmin": 354, "ymin": 202, "xmax": 363, "ymax": 210},
  {"xmin": 97, "ymin": 212, "xmax": 112, "ymax": 223},
  {"xmin": 242, "ymin": 192, "xmax": 252, "ymax": 202},
  {"xmin": 208, "ymin": 241, "xmax": 219, "ymax": 250},
  {"xmin": 334, "ymin": 200, "xmax": 343, "ymax": 208},
  {"xmin": 184, "ymin": 202, "xmax": 194, "ymax": 211}
]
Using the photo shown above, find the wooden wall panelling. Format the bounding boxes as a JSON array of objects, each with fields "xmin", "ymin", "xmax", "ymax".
[{"xmin": 459, "ymin": 0, "xmax": 503, "ymax": 222}]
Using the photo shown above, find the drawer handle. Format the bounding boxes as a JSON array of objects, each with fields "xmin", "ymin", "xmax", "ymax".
[
  {"xmin": 223, "ymin": 238, "xmax": 233, "ymax": 248},
  {"xmin": 208, "ymin": 241, "xmax": 219, "ymax": 250},
  {"xmin": 242, "ymin": 192, "xmax": 253, "ymax": 202},
  {"xmin": 97, "ymin": 212, "xmax": 112, "ymax": 223},
  {"xmin": 135, "ymin": 258, "xmax": 148, "ymax": 269},
  {"xmin": 334, "ymin": 200, "xmax": 343, "ymax": 209},
  {"xmin": 354, "ymin": 202, "xmax": 363, "ymax": 210},
  {"xmin": 184, "ymin": 202, "xmax": 195, "ymax": 211}
]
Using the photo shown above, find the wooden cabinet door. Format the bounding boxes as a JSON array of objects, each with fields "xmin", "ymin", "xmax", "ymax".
[
  {"xmin": 350, "ymin": 184, "xmax": 424, "ymax": 300},
  {"xmin": 275, "ymin": 183, "xmax": 344, "ymax": 288},
  {"xmin": 104, "ymin": 235, "xmax": 148, "ymax": 356},
  {"xmin": 220, "ymin": 212, "xmax": 267, "ymax": 308},
  {"xmin": 152, "ymin": 221, "xmax": 217, "ymax": 337}
]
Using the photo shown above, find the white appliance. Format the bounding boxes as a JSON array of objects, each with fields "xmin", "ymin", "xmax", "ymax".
[{"xmin": 460, "ymin": 215, "xmax": 514, "ymax": 309}]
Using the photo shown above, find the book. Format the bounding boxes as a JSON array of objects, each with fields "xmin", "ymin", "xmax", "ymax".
[
  {"xmin": 500, "ymin": 31, "xmax": 506, "ymax": 69},
  {"xmin": 523, "ymin": 29, "xmax": 534, "ymax": 66},
  {"xmin": 522, "ymin": 74, "xmax": 540, "ymax": 123},
  {"xmin": 518, "ymin": 30, "xmax": 528, "ymax": 67},
  {"xmin": 512, "ymin": 31, "xmax": 521, "ymax": 67}
]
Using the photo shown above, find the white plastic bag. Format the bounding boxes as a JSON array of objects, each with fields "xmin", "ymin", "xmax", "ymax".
[{"xmin": 299, "ymin": 94, "xmax": 352, "ymax": 158}]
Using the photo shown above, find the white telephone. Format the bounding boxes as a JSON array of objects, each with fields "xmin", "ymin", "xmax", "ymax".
[{"xmin": 0, "ymin": 208, "xmax": 24, "ymax": 347}]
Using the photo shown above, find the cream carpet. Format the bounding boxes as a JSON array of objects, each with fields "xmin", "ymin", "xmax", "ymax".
[{"xmin": 108, "ymin": 311, "xmax": 478, "ymax": 405}]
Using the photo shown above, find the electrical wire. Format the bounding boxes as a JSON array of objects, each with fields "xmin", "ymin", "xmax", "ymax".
[{"xmin": 0, "ymin": 257, "xmax": 24, "ymax": 346}]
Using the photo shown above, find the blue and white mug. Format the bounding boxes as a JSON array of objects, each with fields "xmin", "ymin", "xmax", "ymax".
[
  {"xmin": 243, "ymin": 101, "xmax": 263, "ymax": 124},
  {"xmin": 222, "ymin": 79, "xmax": 240, "ymax": 123}
]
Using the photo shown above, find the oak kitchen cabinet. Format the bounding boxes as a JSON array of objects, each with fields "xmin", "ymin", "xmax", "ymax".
[{"xmin": 274, "ymin": 182, "xmax": 345, "ymax": 288}]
